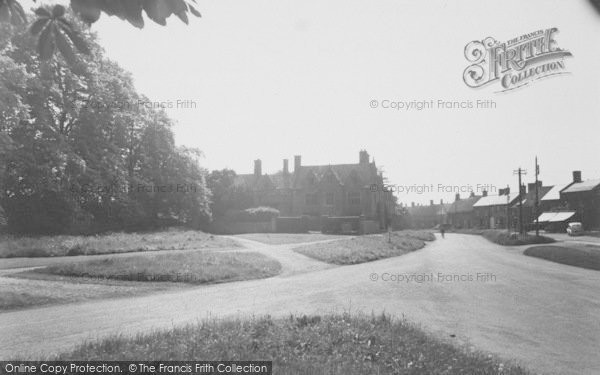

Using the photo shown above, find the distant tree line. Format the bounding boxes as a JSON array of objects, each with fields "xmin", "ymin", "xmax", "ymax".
[{"xmin": 0, "ymin": 16, "xmax": 211, "ymax": 235}]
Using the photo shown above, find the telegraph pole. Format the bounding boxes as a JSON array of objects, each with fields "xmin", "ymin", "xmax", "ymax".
[
  {"xmin": 534, "ymin": 157, "xmax": 540, "ymax": 237},
  {"xmin": 513, "ymin": 168, "xmax": 527, "ymax": 234},
  {"xmin": 501, "ymin": 185, "xmax": 510, "ymax": 233}
]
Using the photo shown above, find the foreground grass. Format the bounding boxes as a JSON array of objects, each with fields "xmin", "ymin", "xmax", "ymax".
[
  {"xmin": 293, "ymin": 231, "xmax": 434, "ymax": 265},
  {"xmin": 0, "ymin": 229, "xmax": 239, "ymax": 258},
  {"xmin": 524, "ymin": 245, "xmax": 600, "ymax": 270},
  {"xmin": 30, "ymin": 251, "xmax": 282, "ymax": 284},
  {"xmin": 0, "ymin": 276, "xmax": 178, "ymax": 312},
  {"xmin": 51, "ymin": 314, "xmax": 529, "ymax": 375},
  {"xmin": 236, "ymin": 232, "xmax": 346, "ymax": 245},
  {"xmin": 454, "ymin": 229, "xmax": 555, "ymax": 246}
]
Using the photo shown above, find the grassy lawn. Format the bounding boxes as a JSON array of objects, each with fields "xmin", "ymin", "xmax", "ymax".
[
  {"xmin": 235, "ymin": 232, "xmax": 346, "ymax": 245},
  {"xmin": 293, "ymin": 231, "xmax": 434, "ymax": 265},
  {"xmin": 0, "ymin": 276, "xmax": 178, "ymax": 312},
  {"xmin": 30, "ymin": 251, "xmax": 281, "ymax": 284},
  {"xmin": 524, "ymin": 245, "xmax": 600, "ymax": 270},
  {"xmin": 454, "ymin": 229, "xmax": 555, "ymax": 246},
  {"xmin": 0, "ymin": 229, "xmax": 239, "ymax": 258},
  {"xmin": 49, "ymin": 313, "xmax": 529, "ymax": 374},
  {"xmin": 2, "ymin": 251, "xmax": 281, "ymax": 311}
]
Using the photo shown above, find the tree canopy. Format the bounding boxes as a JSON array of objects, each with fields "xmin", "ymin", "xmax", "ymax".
[
  {"xmin": 0, "ymin": 15, "xmax": 210, "ymax": 234},
  {"xmin": 0, "ymin": 0, "xmax": 201, "ymax": 63}
]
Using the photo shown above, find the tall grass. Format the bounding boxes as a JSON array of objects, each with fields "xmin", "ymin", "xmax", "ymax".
[
  {"xmin": 0, "ymin": 229, "xmax": 239, "ymax": 258},
  {"xmin": 52, "ymin": 313, "xmax": 530, "ymax": 374},
  {"xmin": 33, "ymin": 251, "xmax": 282, "ymax": 284},
  {"xmin": 294, "ymin": 231, "xmax": 434, "ymax": 265}
]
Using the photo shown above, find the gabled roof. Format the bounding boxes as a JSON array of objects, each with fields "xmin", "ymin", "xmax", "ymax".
[
  {"xmin": 473, "ymin": 194, "xmax": 518, "ymax": 207},
  {"xmin": 562, "ymin": 179, "xmax": 600, "ymax": 194},
  {"xmin": 292, "ymin": 163, "xmax": 378, "ymax": 189},
  {"xmin": 541, "ymin": 184, "xmax": 570, "ymax": 201},
  {"xmin": 447, "ymin": 195, "xmax": 482, "ymax": 213},
  {"xmin": 512, "ymin": 186, "xmax": 554, "ymax": 208}
]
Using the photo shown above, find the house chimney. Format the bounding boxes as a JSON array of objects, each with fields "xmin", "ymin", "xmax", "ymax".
[
  {"xmin": 470, "ymin": 191, "xmax": 475, "ymax": 198},
  {"xmin": 359, "ymin": 150, "xmax": 370, "ymax": 164},
  {"xmin": 455, "ymin": 193, "xmax": 460, "ymax": 201},
  {"xmin": 254, "ymin": 159, "xmax": 262, "ymax": 177},
  {"xmin": 294, "ymin": 155, "xmax": 301, "ymax": 173},
  {"xmin": 573, "ymin": 170, "xmax": 582, "ymax": 183},
  {"xmin": 283, "ymin": 159, "xmax": 289, "ymax": 174},
  {"xmin": 519, "ymin": 184, "xmax": 526, "ymax": 196},
  {"xmin": 482, "ymin": 190, "xmax": 488, "ymax": 197},
  {"xmin": 527, "ymin": 183, "xmax": 536, "ymax": 193}
]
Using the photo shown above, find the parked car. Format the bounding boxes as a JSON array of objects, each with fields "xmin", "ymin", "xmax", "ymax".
[{"xmin": 566, "ymin": 222, "xmax": 584, "ymax": 236}]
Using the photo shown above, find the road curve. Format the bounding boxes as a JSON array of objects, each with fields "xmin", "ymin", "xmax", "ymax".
[{"xmin": 1, "ymin": 234, "xmax": 599, "ymax": 375}]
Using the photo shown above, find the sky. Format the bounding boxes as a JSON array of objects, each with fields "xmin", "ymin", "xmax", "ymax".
[{"xmin": 28, "ymin": 0, "xmax": 600, "ymax": 205}]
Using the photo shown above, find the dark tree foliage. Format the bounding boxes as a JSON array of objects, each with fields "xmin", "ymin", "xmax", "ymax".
[
  {"xmin": 0, "ymin": 0, "xmax": 201, "ymax": 62},
  {"xmin": 0, "ymin": 19, "xmax": 210, "ymax": 234}
]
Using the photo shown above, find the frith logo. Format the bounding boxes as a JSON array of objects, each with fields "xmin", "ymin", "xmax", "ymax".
[{"xmin": 463, "ymin": 28, "xmax": 572, "ymax": 92}]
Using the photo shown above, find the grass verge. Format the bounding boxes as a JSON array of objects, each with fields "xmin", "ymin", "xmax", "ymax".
[
  {"xmin": 293, "ymin": 231, "xmax": 434, "ymax": 265},
  {"xmin": 524, "ymin": 245, "xmax": 600, "ymax": 270},
  {"xmin": 30, "ymin": 251, "xmax": 282, "ymax": 284},
  {"xmin": 0, "ymin": 229, "xmax": 239, "ymax": 258},
  {"xmin": 236, "ymin": 233, "xmax": 346, "ymax": 245},
  {"xmin": 49, "ymin": 313, "xmax": 529, "ymax": 374},
  {"xmin": 454, "ymin": 229, "xmax": 555, "ymax": 246}
]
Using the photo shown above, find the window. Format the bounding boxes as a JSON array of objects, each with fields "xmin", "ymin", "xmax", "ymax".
[
  {"xmin": 305, "ymin": 193, "xmax": 318, "ymax": 205},
  {"xmin": 325, "ymin": 192, "xmax": 335, "ymax": 205},
  {"xmin": 348, "ymin": 191, "xmax": 360, "ymax": 205}
]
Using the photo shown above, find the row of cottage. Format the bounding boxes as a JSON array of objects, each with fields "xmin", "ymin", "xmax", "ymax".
[{"xmin": 407, "ymin": 171, "xmax": 600, "ymax": 232}]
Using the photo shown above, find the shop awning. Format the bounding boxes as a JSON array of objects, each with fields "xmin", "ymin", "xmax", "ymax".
[{"xmin": 537, "ymin": 211, "xmax": 576, "ymax": 223}]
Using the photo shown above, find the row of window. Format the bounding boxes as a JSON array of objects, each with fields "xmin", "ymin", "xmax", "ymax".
[{"xmin": 305, "ymin": 191, "xmax": 361, "ymax": 206}]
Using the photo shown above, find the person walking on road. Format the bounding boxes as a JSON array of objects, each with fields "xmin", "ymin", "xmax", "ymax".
[{"xmin": 440, "ymin": 225, "xmax": 445, "ymax": 238}]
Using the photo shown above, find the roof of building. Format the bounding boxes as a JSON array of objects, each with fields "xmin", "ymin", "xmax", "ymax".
[
  {"xmin": 473, "ymin": 194, "xmax": 517, "ymax": 207},
  {"xmin": 447, "ymin": 195, "xmax": 482, "ymax": 213},
  {"xmin": 561, "ymin": 179, "xmax": 600, "ymax": 194},
  {"xmin": 512, "ymin": 186, "xmax": 554, "ymax": 208},
  {"xmin": 541, "ymin": 184, "xmax": 571, "ymax": 201},
  {"xmin": 234, "ymin": 162, "xmax": 379, "ymax": 191},
  {"xmin": 292, "ymin": 163, "xmax": 378, "ymax": 189}
]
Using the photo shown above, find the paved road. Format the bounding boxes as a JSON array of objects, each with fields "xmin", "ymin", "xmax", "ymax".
[{"xmin": 1, "ymin": 234, "xmax": 599, "ymax": 375}]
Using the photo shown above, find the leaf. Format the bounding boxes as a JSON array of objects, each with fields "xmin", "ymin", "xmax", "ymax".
[
  {"xmin": 52, "ymin": 4, "xmax": 65, "ymax": 18},
  {"xmin": 188, "ymin": 4, "xmax": 201, "ymax": 17},
  {"xmin": 58, "ymin": 23, "xmax": 90, "ymax": 55},
  {"xmin": 142, "ymin": 0, "xmax": 168, "ymax": 26},
  {"xmin": 0, "ymin": 3, "xmax": 10, "ymax": 23},
  {"xmin": 8, "ymin": 0, "xmax": 27, "ymax": 25},
  {"xmin": 122, "ymin": 0, "xmax": 144, "ymax": 28},
  {"xmin": 175, "ymin": 10, "xmax": 188, "ymax": 25},
  {"xmin": 70, "ymin": 0, "xmax": 101, "ymax": 24},
  {"xmin": 30, "ymin": 18, "xmax": 50, "ymax": 35},
  {"xmin": 54, "ymin": 24, "xmax": 77, "ymax": 64},
  {"xmin": 37, "ymin": 21, "xmax": 55, "ymax": 60},
  {"xmin": 34, "ymin": 7, "xmax": 52, "ymax": 18}
]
